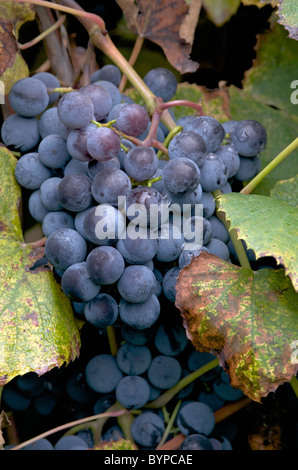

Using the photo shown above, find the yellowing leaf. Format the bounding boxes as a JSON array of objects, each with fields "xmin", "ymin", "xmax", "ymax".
[
  {"xmin": 0, "ymin": 1, "xmax": 35, "ymax": 93},
  {"xmin": 0, "ymin": 146, "xmax": 80, "ymax": 386},
  {"xmin": 277, "ymin": 0, "xmax": 298, "ymax": 40},
  {"xmin": 175, "ymin": 252, "xmax": 298, "ymax": 402}
]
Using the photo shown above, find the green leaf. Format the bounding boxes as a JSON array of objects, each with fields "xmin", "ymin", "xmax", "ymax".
[
  {"xmin": 277, "ymin": 0, "xmax": 298, "ymax": 40},
  {"xmin": 202, "ymin": 0, "xmax": 241, "ymax": 26},
  {"xmin": 217, "ymin": 192, "xmax": 298, "ymax": 291},
  {"xmin": 270, "ymin": 175, "xmax": 298, "ymax": 207},
  {"xmin": 175, "ymin": 252, "xmax": 298, "ymax": 402},
  {"xmin": 0, "ymin": 1, "xmax": 35, "ymax": 93},
  {"xmin": 229, "ymin": 20, "xmax": 298, "ymax": 195},
  {"xmin": 0, "ymin": 147, "xmax": 81, "ymax": 386}
]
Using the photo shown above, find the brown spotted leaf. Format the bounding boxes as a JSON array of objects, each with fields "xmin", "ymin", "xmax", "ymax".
[
  {"xmin": 115, "ymin": 0, "xmax": 200, "ymax": 73},
  {"xmin": 0, "ymin": 146, "xmax": 81, "ymax": 386},
  {"xmin": 0, "ymin": 1, "xmax": 35, "ymax": 93},
  {"xmin": 175, "ymin": 252, "xmax": 298, "ymax": 402}
]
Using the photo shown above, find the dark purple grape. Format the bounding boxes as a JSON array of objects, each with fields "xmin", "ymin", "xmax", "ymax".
[{"xmin": 115, "ymin": 103, "xmax": 150, "ymax": 137}]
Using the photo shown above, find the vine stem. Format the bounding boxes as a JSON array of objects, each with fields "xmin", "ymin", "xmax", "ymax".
[
  {"xmin": 18, "ymin": 14, "xmax": 66, "ymax": 50},
  {"xmin": 9, "ymin": 0, "xmax": 106, "ymax": 32},
  {"xmin": 118, "ymin": 35, "xmax": 145, "ymax": 93},
  {"xmin": 10, "ymin": 407, "xmax": 129, "ymax": 450},
  {"xmin": 240, "ymin": 136, "xmax": 298, "ymax": 195}
]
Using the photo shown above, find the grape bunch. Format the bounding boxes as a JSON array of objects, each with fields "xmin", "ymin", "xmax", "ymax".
[{"xmin": 1, "ymin": 65, "xmax": 269, "ymax": 450}]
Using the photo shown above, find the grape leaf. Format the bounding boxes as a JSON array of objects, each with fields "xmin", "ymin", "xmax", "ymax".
[
  {"xmin": 270, "ymin": 175, "xmax": 298, "ymax": 208},
  {"xmin": 0, "ymin": 1, "xmax": 35, "ymax": 93},
  {"xmin": 175, "ymin": 252, "xmax": 298, "ymax": 402},
  {"xmin": 277, "ymin": 0, "xmax": 298, "ymax": 40},
  {"xmin": 202, "ymin": 0, "xmax": 241, "ymax": 26},
  {"xmin": 217, "ymin": 192, "xmax": 298, "ymax": 291},
  {"xmin": 0, "ymin": 146, "xmax": 81, "ymax": 386},
  {"xmin": 115, "ymin": 0, "xmax": 200, "ymax": 73}
]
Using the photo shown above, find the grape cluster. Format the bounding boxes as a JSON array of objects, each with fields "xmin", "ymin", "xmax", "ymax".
[{"xmin": 1, "ymin": 65, "xmax": 268, "ymax": 450}]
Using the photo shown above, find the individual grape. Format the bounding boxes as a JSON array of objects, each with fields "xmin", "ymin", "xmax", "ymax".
[
  {"xmin": 80, "ymin": 84, "xmax": 113, "ymax": 121},
  {"xmin": 63, "ymin": 158, "xmax": 89, "ymax": 176},
  {"xmin": 86, "ymin": 245, "xmax": 125, "ymax": 285},
  {"xmin": 187, "ymin": 350, "xmax": 220, "ymax": 381},
  {"xmin": 15, "ymin": 152, "xmax": 52, "ymax": 190},
  {"xmin": 180, "ymin": 434, "xmax": 214, "ymax": 450},
  {"xmin": 9, "ymin": 77, "xmax": 49, "ymax": 117},
  {"xmin": 116, "ymin": 375, "xmax": 150, "ymax": 409},
  {"xmin": 85, "ymin": 354, "xmax": 123, "ymax": 393},
  {"xmin": 83, "ymin": 204, "xmax": 125, "ymax": 245},
  {"xmin": 183, "ymin": 215, "xmax": 212, "ymax": 247},
  {"xmin": 38, "ymin": 107, "xmax": 69, "ymax": 140},
  {"xmin": 137, "ymin": 122, "xmax": 165, "ymax": 145},
  {"xmin": 119, "ymin": 295, "xmax": 160, "ymax": 330},
  {"xmin": 199, "ymin": 153, "xmax": 228, "ymax": 192},
  {"xmin": 177, "ymin": 402, "xmax": 215, "ymax": 436},
  {"xmin": 116, "ymin": 343, "xmax": 152, "ymax": 376},
  {"xmin": 220, "ymin": 181, "xmax": 232, "ymax": 193},
  {"xmin": 66, "ymin": 371, "xmax": 97, "ymax": 404},
  {"xmin": 205, "ymin": 238, "xmax": 230, "ymax": 261},
  {"xmin": 117, "ymin": 265, "xmax": 156, "ymax": 303},
  {"xmin": 215, "ymin": 143, "xmax": 240, "ymax": 178},
  {"xmin": 38, "ymin": 134, "xmax": 70, "ymax": 169},
  {"xmin": 230, "ymin": 119, "xmax": 267, "ymax": 156},
  {"xmin": 90, "ymin": 64, "xmax": 122, "ymax": 87},
  {"xmin": 57, "ymin": 173, "xmax": 93, "ymax": 212},
  {"xmin": 188, "ymin": 116, "xmax": 225, "ymax": 153},
  {"xmin": 131, "ymin": 411, "xmax": 165, "ymax": 448},
  {"xmin": 234, "ymin": 155, "xmax": 261, "ymax": 181},
  {"xmin": 125, "ymin": 186, "xmax": 168, "ymax": 228},
  {"xmin": 23, "ymin": 438, "xmax": 54, "ymax": 451},
  {"xmin": 86, "ymin": 126, "xmax": 121, "ymax": 161},
  {"xmin": 57, "ymin": 91, "xmax": 94, "ymax": 129},
  {"xmin": 143, "ymin": 67, "xmax": 178, "ymax": 101},
  {"xmin": 1, "ymin": 114, "xmax": 40, "ymax": 152},
  {"xmin": 208, "ymin": 215, "xmax": 230, "ymax": 244},
  {"xmin": 123, "ymin": 146, "xmax": 159, "ymax": 181},
  {"xmin": 197, "ymin": 390, "xmax": 225, "ymax": 412},
  {"xmin": 107, "ymin": 102, "xmax": 126, "ymax": 122},
  {"xmin": 91, "ymin": 167, "xmax": 131, "ymax": 206},
  {"xmin": 117, "ymin": 229, "xmax": 158, "ymax": 265},
  {"xmin": 162, "ymin": 157, "xmax": 201, "ymax": 196},
  {"xmin": 154, "ymin": 323, "xmax": 188, "ymax": 356},
  {"xmin": 120, "ymin": 93, "xmax": 135, "ymax": 104},
  {"xmin": 42, "ymin": 211, "xmax": 75, "ymax": 237},
  {"xmin": 116, "ymin": 138, "xmax": 135, "ymax": 169},
  {"xmin": 2, "ymin": 386, "xmax": 32, "ymax": 411},
  {"xmin": 34, "ymin": 392, "xmax": 58, "ymax": 416},
  {"xmin": 61, "ymin": 262, "xmax": 101, "ymax": 302},
  {"xmin": 93, "ymin": 80, "xmax": 121, "ymax": 108},
  {"xmin": 74, "ymin": 206, "xmax": 95, "ymax": 241},
  {"xmin": 176, "ymin": 114, "xmax": 197, "ymax": 129},
  {"xmin": 163, "ymin": 185, "xmax": 202, "ymax": 212},
  {"xmin": 227, "ymin": 238, "xmax": 256, "ymax": 264},
  {"xmin": 147, "ymin": 355, "xmax": 182, "ymax": 389},
  {"xmin": 222, "ymin": 120, "xmax": 239, "ymax": 134},
  {"xmin": 54, "ymin": 435, "xmax": 89, "ymax": 450},
  {"xmin": 66, "ymin": 124, "xmax": 96, "ymax": 162},
  {"xmin": 178, "ymin": 246, "xmax": 209, "ymax": 269},
  {"xmin": 114, "ymin": 103, "xmax": 150, "ymax": 137},
  {"xmin": 155, "ymin": 223, "xmax": 185, "ymax": 262},
  {"xmin": 162, "ymin": 266, "xmax": 180, "ymax": 302},
  {"xmin": 28, "ymin": 190, "xmax": 49, "ymax": 222},
  {"xmin": 168, "ymin": 130, "xmax": 206, "ymax": 167},
  {"xmin": 102, "ymin": 426, "xmax": 124, "ymax": 443},
  {"xmin": 120, "ymin": 325, "xmax": 154, "ymax": 346},
  {"xmin": 16, "ymin": 372, "xmax": 45, "ymax": 396},
  {"xmin": 39, "ymin": 177, "xmax": 63, "ymax": 211},
  {"xmin": 34, "ymin": 71, "xmax": 60, "ymax": 104},
  {"xmin": 213, "ymin": 371, "xmax": 244, "ymax": 401},
  {"xmin": 45, "ymin": 228, "xmax": 87, "ymax": 270},
  {"xmin": 84, "ymin": 293, "xmax": 119, "ymax": 327},
  {"xmin": 93, "ymin": 394, "xmax": 116, "ymax": 414},
  {"xmin": 87, "ymin": 157, "xmax": 120, "ymax": 179}
]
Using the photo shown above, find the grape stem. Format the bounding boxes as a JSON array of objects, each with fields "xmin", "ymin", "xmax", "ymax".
[
  {"xmin": 18, "ymin": 14, "xmax": 66, "ymax": 50},
  {"xmin": 240, "ymin": 136, "xmax": 298, "ymax": 195},
  {"xmin": 156, "ymin": 400, "xmax": 182, "ymax": 449}
]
